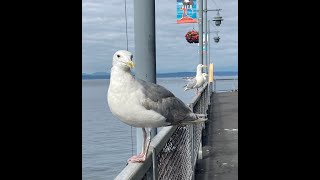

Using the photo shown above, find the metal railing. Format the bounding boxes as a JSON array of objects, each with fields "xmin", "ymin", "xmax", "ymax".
[
  {"xmin": 115, "ymin": 82, "xmax": 210, "ymax": 180},
  {"xmin": 213, "ymin": 77, "xmax": 238, "ymax": 92}
]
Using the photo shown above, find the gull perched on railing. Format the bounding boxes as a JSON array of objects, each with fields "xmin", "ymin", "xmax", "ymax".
[
  {"xmin": 183, "ymin": 64, "xmax": 208, "ymax": 95},
  {"xmin": 107, "ymin": 50, "xmax": 207, "ymax": 163}
]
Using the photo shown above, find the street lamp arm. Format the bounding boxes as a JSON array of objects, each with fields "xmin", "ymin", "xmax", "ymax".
[{"xmin": 204, "ymin": 8, "xmax": 222, "ymax": 12}]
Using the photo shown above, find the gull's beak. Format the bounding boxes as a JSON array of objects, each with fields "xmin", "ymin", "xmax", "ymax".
[
  {"xmin": 202, "ymin": 65, "xmax": 207, "ymax": 68},
  {"xmin": 126, "ymin": 61, "xmax": 135, "ymax": 69}
]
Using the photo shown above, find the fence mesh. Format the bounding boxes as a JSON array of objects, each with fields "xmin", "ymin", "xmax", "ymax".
[
  {"xmin": 157, "ymin": 126, "xmax": 193, "ymax": 180},
  {"xmin": 155, "ymin": 85, "xmax": 208, "ymax": 180}
]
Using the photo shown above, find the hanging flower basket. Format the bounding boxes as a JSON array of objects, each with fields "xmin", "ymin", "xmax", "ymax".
[{"xmin": 185, "ymin": 30, "xmax": 199, "ymax": 43}]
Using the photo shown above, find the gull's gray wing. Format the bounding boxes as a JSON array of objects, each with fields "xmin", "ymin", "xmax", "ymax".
[
  {"xmin": 136, "ymin": 79, "xmax": 194, "ymax": 124},
  {"xmin": 185, "ymin": 77, "xmax": 197, "ymax": 89}
]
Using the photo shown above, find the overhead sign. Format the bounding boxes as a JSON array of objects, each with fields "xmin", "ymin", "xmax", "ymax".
[{"xmin": 177, "ymin": 0, "xmax": 197, "ymax": 24}]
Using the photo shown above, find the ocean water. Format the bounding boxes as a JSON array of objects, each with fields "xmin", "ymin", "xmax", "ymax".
[{"xmin": 82, "ymin": 77, "xmax": 237, "ymax": 180}]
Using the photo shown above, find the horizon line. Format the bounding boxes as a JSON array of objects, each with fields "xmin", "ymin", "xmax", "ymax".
[{"xmin": 82, "ymin": 70, "xmax": 238, "ymax": 74}]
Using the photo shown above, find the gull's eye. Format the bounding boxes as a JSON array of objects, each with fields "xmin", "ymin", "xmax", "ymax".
[{"xmin": 117, "ymin": 54, "xmax": 120, "ymax": 58}]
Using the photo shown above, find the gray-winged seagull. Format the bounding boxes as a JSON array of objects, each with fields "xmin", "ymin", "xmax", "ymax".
[
  {"xmin": 183, "ymin": 64, "xmax": 208, "ymax": 95},
  {"xmin": 107, "ymin": 50, "xmax": 206, "ymax": 163}
]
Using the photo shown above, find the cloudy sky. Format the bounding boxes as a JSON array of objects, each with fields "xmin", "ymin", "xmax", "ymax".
[{"xmin": 82, "ymin": 0, "xmax": 238, "ymax": 73}]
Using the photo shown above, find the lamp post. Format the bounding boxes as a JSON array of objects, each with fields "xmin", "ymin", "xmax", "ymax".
[
  {"xmin": 206, "ymin": 9, "xmax": 223, "ymax": 94},
  {"xmin": 203, "ymin": 8, "xmax": 223, "ymax": 66},
  {"xmin": 212, "ymin": 10, "xmax": 223, "ymax": 26},
  {"xmin": 198, "ymin": 0, "xmax": 203, "ymax": 65},
  {"xmin": 213, "ymin": 31, "xmax": 220, "ymax": 43}
]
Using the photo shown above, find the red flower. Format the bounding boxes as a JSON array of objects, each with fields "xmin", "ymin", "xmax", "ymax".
[{"xmin": 185, "ymin": 30, "xmax": 199, "ymax": 43}]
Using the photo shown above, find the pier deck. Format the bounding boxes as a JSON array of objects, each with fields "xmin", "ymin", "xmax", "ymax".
[{"xmin": 195, "ymin": 91, "xmax": 238, "ymax": 180}]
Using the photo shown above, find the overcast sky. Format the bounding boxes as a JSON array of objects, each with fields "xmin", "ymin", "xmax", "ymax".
[{"xmin": 82, "ymin": 0, "xmax": 238, "ymax": 73}]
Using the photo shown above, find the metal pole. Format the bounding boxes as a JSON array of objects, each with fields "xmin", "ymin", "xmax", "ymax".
[
  {"xmin": 198, "ymin": 0, "xmax": 203, "ymax": 65},
  {"xmin": 134, "ymin": 0, "xmax": 157, "ymax": 154},
  {"xmin": 208, "ymin": 19, "xmax": 211, "ymax": 99},
  {"xmin": 208, "ymin": 20, "xmax": 210, "ymax": 66},
  {"xmin": 206, "ymin": 9, "xmax": 222, "ymax": 12},
  {"xmin": 204, "ymin": 0, "xmax": 207, "ymax": 73}
]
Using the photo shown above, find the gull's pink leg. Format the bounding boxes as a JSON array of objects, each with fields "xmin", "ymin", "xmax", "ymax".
[
  {"xmin": 139, "ymin": 127, "xmax": 147, "ymax": 155},
  {"xmin": 144, "ymin": 128, "xmax": 152, "ymax": 159},
  {"xmin": 128, "ymin": 128, "xmax": 152, "ymax": 163},
  {"xmin": 127, "ymin": 128, "xmax": 147, "ymax": 163},
  {"xmin": 195, "ymin": 88, "xmax": 199, "ymax": 96}
]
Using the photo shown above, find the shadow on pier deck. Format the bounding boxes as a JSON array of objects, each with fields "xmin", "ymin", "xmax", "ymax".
[{"xmin": 195, "ymin": 92, "xmax": 238, "ymax": 180}]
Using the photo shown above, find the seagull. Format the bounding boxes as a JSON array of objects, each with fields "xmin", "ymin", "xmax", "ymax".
[
  {"xmin": 183, "ymin": 64, "xmax": 207, "ymax": 95},
  {"xmin": 107, "ymin": 50, "xmax": 206, "ymax": 163}
]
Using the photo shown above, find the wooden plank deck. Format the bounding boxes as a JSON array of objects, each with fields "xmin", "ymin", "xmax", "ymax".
[{"xmin": 195, "ymin": 92, "xmax": 238, "ymax": 180}]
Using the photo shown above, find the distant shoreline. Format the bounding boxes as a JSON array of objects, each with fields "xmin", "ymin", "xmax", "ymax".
[{"xmin": 82, "ymin": 71, "xmax": 238, "ymax": 80}]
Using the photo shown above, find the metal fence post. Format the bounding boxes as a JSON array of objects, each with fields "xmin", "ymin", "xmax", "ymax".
[
  {"xmin": 134, "ymin": 0, "xmax": 157, "ymax": 158},
  {"xmin": 152, "ymin": 147, "xmax": 158, "ymax": 180},
  {"xmin": 189, "ymin": 124, "xmax": 195, "ymax": 180}
]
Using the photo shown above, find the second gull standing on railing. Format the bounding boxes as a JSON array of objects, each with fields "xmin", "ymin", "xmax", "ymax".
[{"xmin": 183, "ymin": 64, "xmax": 208, "ymax": 95}]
